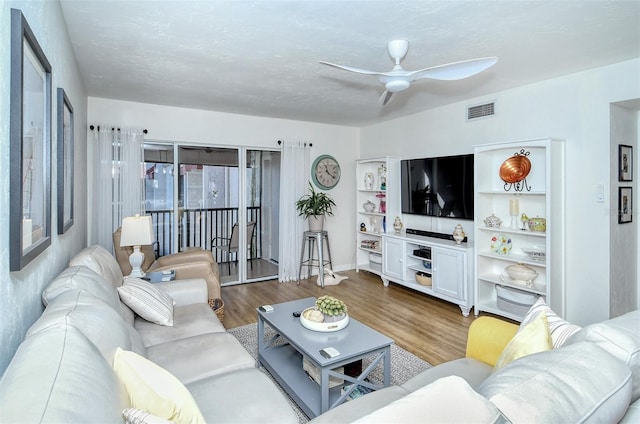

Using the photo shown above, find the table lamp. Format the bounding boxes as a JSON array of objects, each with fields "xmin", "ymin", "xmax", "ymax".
[{"xmin": 119, "ymin": 214, "xmax": 154, "ymax": 277}]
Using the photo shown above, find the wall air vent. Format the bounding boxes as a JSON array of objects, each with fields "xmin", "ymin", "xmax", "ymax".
[{"xmin": 467, "ymin": 102, "xmax": 495, "ymax": 121}]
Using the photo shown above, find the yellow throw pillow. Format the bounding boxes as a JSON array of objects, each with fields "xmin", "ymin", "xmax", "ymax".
[
  {"xmin": 494, "ymin": 311, "xmax": 552, "ymax": 371},
  {"xmin": 113, "ymin": 348, "xmax": 205, "ymax": 424}
]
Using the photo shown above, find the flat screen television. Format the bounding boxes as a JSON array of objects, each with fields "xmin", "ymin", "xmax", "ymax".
[{"xmin": 401, "ymin": 154, "xmax": 474, "ymax": 220}]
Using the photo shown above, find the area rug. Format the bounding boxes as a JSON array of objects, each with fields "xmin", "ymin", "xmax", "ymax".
[{"xmin": 228, "ymin": 323, "xmax": 432, "ymax": 423}]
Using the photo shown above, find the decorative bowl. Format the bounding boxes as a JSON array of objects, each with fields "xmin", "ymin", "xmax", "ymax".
[
  {"xmin": 499, "ymin": 155, "xmax": 531, "ymax": 184},
  {"xmin": 505, "ymin": 263, "xmax": 538, "ymax": 284},
  {"xmin": 422, "ymin": 260, "xmax": 431, "ymax": 270},
  {"xmin": 527, "ymin": 217, "xmax": 546, "ymax": 232},
  {"xmin": 521, "ymin": 247, "xmax": 546, "ymax": 262},
  {"xmin": 483, "ymin": 213, "xmax": 502, "ymax": 228},
  {"xmin": 300, "ymin": 307, "xmax": 349, "ymax": 332}
]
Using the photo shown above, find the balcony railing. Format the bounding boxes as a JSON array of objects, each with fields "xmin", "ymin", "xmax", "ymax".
[{"xmin": 145, "ymin": 206, "xmax": 262, "ymax": 264}]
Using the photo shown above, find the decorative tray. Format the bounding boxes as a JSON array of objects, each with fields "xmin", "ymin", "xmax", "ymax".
[{"xmin": 300, "ymin": 307, "xmax": 349, "ymax": 332}]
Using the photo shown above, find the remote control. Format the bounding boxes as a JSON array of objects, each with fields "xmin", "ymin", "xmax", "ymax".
[
  {"xmin": 292, "ymin": 311, "xmax": 301, "ymax": 317},
  {"xmin": 259, "ymin": 305, "xmax": 274, "ymax": 312},
  {"xmin": 319, "ymin": 347, "xmax": 340, "ymax": 358}
]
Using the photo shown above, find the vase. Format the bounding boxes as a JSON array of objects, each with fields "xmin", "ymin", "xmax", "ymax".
[
  {"xmin": 308, "ymin": 215, "xmax": 324, "ymax": 232},
  {"xmin": 452, "ymin": 224, "xmax": 465, "ymax": 245},
  {"xmin": 393, "ymin": 216, "xmax": 403, "ymax": 235},
  {"xmin": 364, "ymin": 172, "xmax": 374, "ymax": 190}
]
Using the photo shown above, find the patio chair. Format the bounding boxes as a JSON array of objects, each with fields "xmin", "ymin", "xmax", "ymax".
[{"xmin": 211, "ymin": 221, "xmax": 256, "ymax": 274}]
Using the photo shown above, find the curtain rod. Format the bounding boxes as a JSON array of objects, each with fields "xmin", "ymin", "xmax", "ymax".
[
  {"xmin": 277, "ymin": 140, "xmax": 312, "ymax": 147},
  {"xmin": 89, "ymin": 125, "xmax": 148, "ymax": 134}
]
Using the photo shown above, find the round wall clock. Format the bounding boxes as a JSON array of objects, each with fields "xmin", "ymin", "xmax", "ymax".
[{"xmin": 312, "ymin": 154, "xmax": 341, "ymax": 190}]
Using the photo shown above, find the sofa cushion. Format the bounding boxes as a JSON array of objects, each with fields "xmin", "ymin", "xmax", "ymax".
[
  {"xmin": 401, "ymin": 357, "xmax": 493, "ymax": 392},
  {"xmin": 0, "ymin": 326, "xmax": 128, "ymax": 423},
  {"xmin": 186, "ymin": 368, "xmax": 298, "ymax": 423},
  {"xmin": 521, "ymin": 297, "xmax": 581, "ymax": 348},
  {"xmin": 135, "ymin": 302, "xmax": 226, "ymax": 347},
  {"xmin": 70, "ymin": 244, "xmax": 125, "ymax": 288},
  {"xmin": 27, "ymin": 289, "xmax": 140, "ymax": 361},
  {"xmin": 146, "ymin": 332, "xmax": 255, "ymax": 384},
  {"xmin": 479, "ymin": 342, "xmax": 633, "ymax": 423},
  {"xmin": 621, "ymin": 398, "xmax": 640, "ymax": 423},
  {"xmin": 494, "ymin": 310, "xmax": 552, "ymax": 370},
  {"xmin": 353, "ymin": 376, "xmax": 503, "ymax": 423},
  {"xmin": 118, "ymin": 278, "xmax": 175, "ymax": 326},
  {"xmin": 113, "ymin": 348, "xmax": 205, "ymax": 424},
  {"xmin": 567, "ymin": 309, "xmax": 640, "ymax": 402},
  {"xmin": 42, "ymin": 265, "xmax": 122, "ymax": 311},
  {"xmin": 307, "ymin": 386, "xmax": 409, "ymax": 424},
  {"xmin": 152, "ymin": 278, "xmax": 208, "ymax": 307}
]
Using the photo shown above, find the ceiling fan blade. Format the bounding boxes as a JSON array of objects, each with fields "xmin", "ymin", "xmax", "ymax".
[
  {"xmin": 408, "ymin": 57, "xmax": 498, "ymax": 81},
  {"xmin": 318, "ymin": 61, "xmax": 385, "ymax": 76},
  {"xmin": 379, "ymin": 90, "xmax": 395, "ymax": 106}
]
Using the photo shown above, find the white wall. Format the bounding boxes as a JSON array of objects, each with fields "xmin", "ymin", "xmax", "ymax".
[
  {"xmin": 360, "ymin": 59, "xmax": 640, "ymax": 326},
  {"xmin": 610, "ymin": 102, "xmax": 639, "ymax": 317},
  {"xmin": 0, "ymin": 1, "xmax": 88, "ymax": 374},
  {"xmin": 88, "ymin": 99, "xmax": 360, "ymax": 272}
]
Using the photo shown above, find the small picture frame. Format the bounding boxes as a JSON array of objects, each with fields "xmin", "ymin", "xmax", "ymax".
[
  {"xmin": 618, "ymin": 187, "xmax": 632, "ymax": 224},
  {"xmin": 57, "ymin": 87, "xmax": 74, "ymax": 234},
  {"xmin": 618, "ymin": 144, "xmax": 633, "ymax": 182}
]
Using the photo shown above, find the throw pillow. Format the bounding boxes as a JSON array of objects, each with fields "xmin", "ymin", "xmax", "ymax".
[
  {"xmin": 352, "ymin": 376, "xmax": 503, "ymax": 423},
  {"xmin": 122, "ymin": 408, "xmax": 174, "ymax": 424},
  {"xmin": 494, "ymin": 311, "xmax": 552, "ymax": 370},
  {"xmin": 113, "ymin": 348, "xmax": 205, "ymax": 424},
  {"xmin": 521, "ymin": 297, "xmax": 581, "ymax": 348},
  {"xmin": 117, "ymin": 278, "xmax": 174, "ymax": 326}
]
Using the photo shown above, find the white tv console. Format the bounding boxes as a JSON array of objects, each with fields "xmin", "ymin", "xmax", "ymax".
[{"xmin": 380, "ymin": 230, "xmax": 473, "ymax": 317}]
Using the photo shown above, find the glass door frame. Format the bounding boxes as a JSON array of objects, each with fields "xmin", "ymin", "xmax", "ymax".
[{"xmin": 144, "ymin": 141, "xmax": 279, "ymax": 285}]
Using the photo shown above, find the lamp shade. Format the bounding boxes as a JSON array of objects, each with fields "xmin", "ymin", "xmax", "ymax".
[{"xmin": 120, "ymin": 215, "xmax": 154, "ymax": 247}]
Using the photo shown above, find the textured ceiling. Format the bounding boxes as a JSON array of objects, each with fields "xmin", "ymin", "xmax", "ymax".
[{"xmin": 59, "ymin": 0, "xmax": 640, "ymax": 127}]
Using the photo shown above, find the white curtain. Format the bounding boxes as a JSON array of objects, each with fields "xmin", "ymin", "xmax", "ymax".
[
  {"xmin": 278, "ymin": 142, "xmax": 310, "ymax": 282},
  {"xmin": 93, "ymin": 125, "xmax": 145, "ymax": 251}
]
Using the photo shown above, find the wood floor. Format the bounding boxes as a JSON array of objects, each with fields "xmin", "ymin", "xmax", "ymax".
[{"xmin": 220, "ymin": 269, "xmax": 503, "ymax": 366}]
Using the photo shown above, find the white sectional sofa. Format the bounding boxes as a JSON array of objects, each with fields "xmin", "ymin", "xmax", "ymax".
[
  {"xmin": 310, "ymin": 307, "xmax": 640, "ymax": 423},
  {"xmin": 0, "ymin": 245, "xmax": 298, "ymax": 423}
]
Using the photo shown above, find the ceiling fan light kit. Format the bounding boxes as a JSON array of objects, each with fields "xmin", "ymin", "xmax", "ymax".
[{"xmin": 319, "ymin": 40, "xmax": 498, "ymax": 106}]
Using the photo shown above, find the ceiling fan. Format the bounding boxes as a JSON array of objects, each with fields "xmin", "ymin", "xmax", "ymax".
[{"xmin": 319, "ymin": 40, "xmax": 498, "ymax": 106}]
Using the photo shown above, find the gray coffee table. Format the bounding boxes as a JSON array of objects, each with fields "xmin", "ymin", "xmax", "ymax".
[{"xmin": 257, "ymin": 297, "xmax": 393, "ymax": 418}]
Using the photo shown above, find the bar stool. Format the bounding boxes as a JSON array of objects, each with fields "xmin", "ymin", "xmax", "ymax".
[{"xmin": 298, "ymin": 230, "xmax": 333, "ymax": 287}]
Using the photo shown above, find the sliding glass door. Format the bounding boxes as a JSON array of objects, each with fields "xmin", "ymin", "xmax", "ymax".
[{"xmin": 143, "ymin": 143, "xmax": 280, "ymax": 285}]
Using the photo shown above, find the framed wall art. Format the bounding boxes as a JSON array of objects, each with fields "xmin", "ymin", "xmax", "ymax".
[
  {"xmin": 9, "ymin": 9, "xmax": 52, "ymax": 271},
  {"xmin": 57, "ymin": 88, "xmax": 74, "ymax": 234},
  {"xmin": 618, "ymin": 186, "xmax": 632, "ymax": 224},
  {"xmin": 618, "ymin": 144, "xmax": 633, "ymax": 182}
]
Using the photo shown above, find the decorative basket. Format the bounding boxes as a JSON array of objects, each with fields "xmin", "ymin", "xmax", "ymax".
[
  {"xmin": 415, "ymin": 272, "xmax": 432, "ymax": 286},
  {"xmin": 209, "ymin": 298, "xmax": 224, "ymax": 323}
]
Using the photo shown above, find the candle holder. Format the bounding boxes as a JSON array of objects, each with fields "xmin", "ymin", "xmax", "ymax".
[
  {"xmin": 510, "ymin": 213, "xmax": 519, "ymax": 230},
  {"xmin": 509, "ymin": 198, "xmax": 520, "ymax": 230}
]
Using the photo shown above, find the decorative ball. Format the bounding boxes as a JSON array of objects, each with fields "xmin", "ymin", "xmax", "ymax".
[{"xmin": 306, "ymin": 309, "xmax": 325, "ymax": 322}]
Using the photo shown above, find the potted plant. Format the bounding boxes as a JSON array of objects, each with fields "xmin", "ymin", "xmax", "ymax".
[{"xmin": 295, "ymin": 182, "xmax": 336, "ymax": 231}]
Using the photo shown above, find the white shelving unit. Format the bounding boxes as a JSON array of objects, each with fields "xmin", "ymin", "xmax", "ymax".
[
  {"xmin": 355, "ymin": 157, "xmax": 400, "ymax": 278},
  {"xmin": 473, "ymin": 138, "xmax": 565, "ymax": 321}
]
